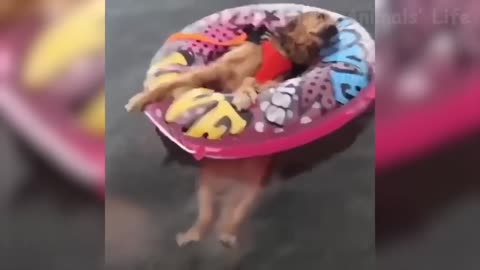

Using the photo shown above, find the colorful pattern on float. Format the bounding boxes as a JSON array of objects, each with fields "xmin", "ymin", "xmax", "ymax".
[
  {"xmin": 143, "ymin": 4, "xmax": 374, "ymax": 158},
  {"xmin": 22, "ymin": 0, "xmax": 105, "ymax": 137},
  {"xmin": 321, "ymin": 18, "xmax": 370, "ymax": 105},
  {"xmin": 0, "ymin": 0, "xmax": 105, "ymax": 189}
]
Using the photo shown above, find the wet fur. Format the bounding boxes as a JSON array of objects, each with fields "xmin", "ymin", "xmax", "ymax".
[{"xmin": 127, "ymin": 11, "xmax": 338, "ymax": 248}]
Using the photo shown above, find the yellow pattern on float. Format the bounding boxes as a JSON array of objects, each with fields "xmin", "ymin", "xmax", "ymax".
[
  {"xmin": 165, "ymin": 88, "xmax": 246, "ymax": 140},
  {"xmin": 144, "ymin": 52, "xmax": 188, "ymax": 90},
  {"xmin": 23, "ymin": 0, "xmax": 104, "ymax": 90},
  {"xmin": 78, "ymin": 90, "xmax": 105, "ymax": 137}
]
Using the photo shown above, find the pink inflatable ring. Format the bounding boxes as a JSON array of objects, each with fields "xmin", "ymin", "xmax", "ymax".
[{"xmin": 142, "ymin": 4, "xmax": 375, "ymax": 160}]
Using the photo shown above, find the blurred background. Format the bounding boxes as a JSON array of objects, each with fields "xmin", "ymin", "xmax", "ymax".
[
  {"xmin": 376, "ymin": 0, "xmax": 480, "ymax": 269},
  {"xmin": 0, "ymin": 0, "xmax": 104, "ymax": 269},
  {"xmin": 106, "ymin": 1, "xmax": 374, "ymax": 270}
]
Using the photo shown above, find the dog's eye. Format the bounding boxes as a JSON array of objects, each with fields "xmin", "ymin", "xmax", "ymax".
[{"xmin": 317, "ymin": 13, "xmax": 326, "ymax": 20}]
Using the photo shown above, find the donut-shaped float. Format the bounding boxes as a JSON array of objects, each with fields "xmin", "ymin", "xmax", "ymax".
[
  {"xmin": 0, "ymin": 0, "xmax": 105, "ymax": 193},
  {"xmin": 143, "ymin": 4, "xmax": 375, "ymax": 160}
]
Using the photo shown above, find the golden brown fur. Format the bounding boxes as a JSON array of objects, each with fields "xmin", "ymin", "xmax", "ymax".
[
  {"xmin": 125, "ymin": 11, "xmax": 337, "ymax": 112},
  {"xmin": 127, "ymin": 11, "xmax": 338, "ymax": 248},
  {"xmin": 176, "ymin": 156, "xmax": 273, "ymax": 248}
]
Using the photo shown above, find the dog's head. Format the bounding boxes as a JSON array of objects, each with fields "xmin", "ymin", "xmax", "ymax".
[{"xmin": 275, "ymin": 11, "xmax": 338, "ymax": 65}]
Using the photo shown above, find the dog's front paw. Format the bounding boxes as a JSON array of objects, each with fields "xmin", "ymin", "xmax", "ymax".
[
  {"xmin": 125, "ymin": 92, "xmax": 150, "ymax": 112},
  {"xmin": 232, "ymin": 88, "xmax": 257, "ymax": 111},
  {"xmin": 176, "ymin": 230, "xmax": 201, "ymax": 247},
  {"xmin": 219, "ymin": 232, "xmax": 238, "ymax": 248},
  {"xmin": 232, "ymin": 92, "xmax": 251, "ymax": 111}
]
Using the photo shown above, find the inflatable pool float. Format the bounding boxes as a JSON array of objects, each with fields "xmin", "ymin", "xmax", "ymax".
[
  {"xmin": 0, "ymin": 0, "xmax": 105, "ymax": 195},
  {"xmin": 141, "ymin": 4, "xmax": 375, "ymax": 160}
]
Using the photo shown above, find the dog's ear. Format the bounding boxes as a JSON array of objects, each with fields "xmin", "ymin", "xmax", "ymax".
[
  {"xmin": 277, "ymin": 17, "xmax": 298, "ymax": 35},
  {"xmin": 242, "ymin": 24, "xmax": 255, "ymax": 33}
]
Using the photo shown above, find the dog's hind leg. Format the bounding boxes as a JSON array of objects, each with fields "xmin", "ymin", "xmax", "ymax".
[
  {"xmin": 176, "ymin": 160, "xmax": 219, "ymax": 247},
  {"xmin": 217, "ymin": 157, "xmax": 272, "ymax": 248},
  {"xmin": 176, "ymin": 183, "xmax": 215, "ymax": 247}
]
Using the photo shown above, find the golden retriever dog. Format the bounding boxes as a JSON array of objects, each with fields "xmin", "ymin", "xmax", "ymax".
[
  {"xmin": 125, "ymin": 11, "xmax": 338, "ymax": 112},
  {"xmin": 126, "ymin": 11, "xmax": 338, "ymax": 248}
]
